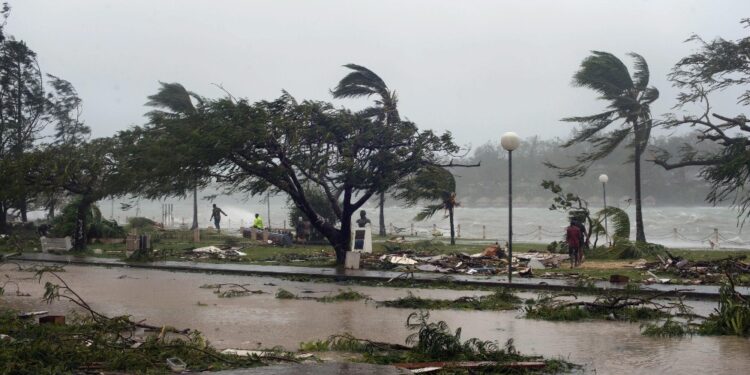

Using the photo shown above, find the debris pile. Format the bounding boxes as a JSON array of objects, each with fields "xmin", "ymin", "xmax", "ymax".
[
  {"xmin": 190, "ymin": 245, "xmax": 246, "ymax": 259},
  {"xmin": 372, "ymin": 250, "xmax": 569, "ymax": 276},
  {"xmin": 636, "ymin": 252, "xmax": 749, "ymax": 285}
]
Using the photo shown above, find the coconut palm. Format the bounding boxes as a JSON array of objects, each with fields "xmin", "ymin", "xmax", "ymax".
[
  {"xmin": 331, "ymin": 64, "xmax": 401, "ymax": 236},
  {"xmin": 145, "ymin": 82, "xmax": 203, "ymax": 230},
  {"xmin": 395, "ymin": 166, "xmax": 460, "ymax": 245},
  {"xmin": 555, "ymin": 51, "xmax": 659, "ymax": 243}
]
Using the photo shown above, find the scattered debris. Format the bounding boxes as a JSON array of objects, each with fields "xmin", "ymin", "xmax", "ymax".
[
  {"xmin": 379, "ymin": 290, "xmax": 521, "ymax": 311},
  {"xmin": 380, "ymin": 254, "xmax": 418, "ymax": 265},
  {"xmin": 201, "ymin": 283, "xmax": 264, "ymax": 298},
  {"xmin": 376, "ymin": 250, "xmax": 568, "ymax": 276},
  {"xmin": 17, "ymin": 311, "xmax": 48, "ymax": 319},
  {"xmin": 166, "ymin": 357, "xmax": 186, "ymax": 373},
  {"xmin": 190, "ymin": 245, "xmax": 247, "ymax": 259}
]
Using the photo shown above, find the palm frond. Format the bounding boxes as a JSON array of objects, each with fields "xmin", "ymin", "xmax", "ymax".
[
  {"xmin": 573, "ymin": 51, "xmax": 634, "ymax": 100},
  {"xmin": 145, "ymin": 82, "xmax": 196, "ymax": 115},
  {"xmin": 596, "ymin": 206, "xmax": 630, "ymax": 242},
  {"xmin": 415, "ymin": 204, "xmax": 444, "ymax": 221},
  {"xmin": 331, "ymin": 64, "xmax": 388, "ymax": 99},
  {"xmin": 628, "ymin": 52, "xmax": 650, "ymax": 90}
]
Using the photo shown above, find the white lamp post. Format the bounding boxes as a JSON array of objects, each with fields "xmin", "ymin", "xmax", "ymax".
[
  {"xmin": 501, "ymin": 132, "xmax": 520, "ymax": 282},
  {"xmin": 599, "ymin": 174, "xmax": 609, "ymax": 246}
]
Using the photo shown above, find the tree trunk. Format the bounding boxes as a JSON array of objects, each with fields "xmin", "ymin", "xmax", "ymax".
[
  {"xmin": 449, "ymin": 205, "xmax": 455, "ymax": 245},
  {"xmin": 0, "ymin": 203, "xmax": 7, "ymax": 233},
  {"xmin": 190, "ymin": 185, "xmax": 198, "ymax": 230},
  {"xmin": 378, "ymin": 192, "xmax": 386, "ymax": 236},
  {"xmin": 73, "ymin": 199, "xmax": 91, "ymax": 251},
  {"xmin": 335, "ymin": 212, "xmax": 352, "ymax": 265},
  {"xmin": 634, "ymin": 131, "xmax": 647, "ymax": 243},
  {"xmin": 19, "ymin": 201, "xmax": 27, "ymax": 222},
  {"xmin": 47, "ymin": 198, "xmax": 55, "ymax": 220}
]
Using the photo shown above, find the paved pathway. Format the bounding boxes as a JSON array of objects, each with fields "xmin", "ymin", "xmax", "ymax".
[{"xmin": 8, "ymin": 253, "xmax": 748, "ymax": 298}]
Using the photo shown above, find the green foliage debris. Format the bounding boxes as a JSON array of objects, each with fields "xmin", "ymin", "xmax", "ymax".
[{"xmin": 380, "ymin": 290, "xmax": 521, "ymax": 311}]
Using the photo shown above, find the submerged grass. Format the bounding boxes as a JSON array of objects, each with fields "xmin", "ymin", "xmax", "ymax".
[
  {"xmin": 315, "ymin": 289, "xmax": 369, "ymax": 303},
  {"xmin": 0, "ymin": 310, "xmax": 268, "ymax": 374},
  {"xmin": 380, "ymin": 289, "xmax": 521, "ymax": 311},
  {"xmin": 275, "ymin": 288, "xmax": 368, "ymax": 303}
]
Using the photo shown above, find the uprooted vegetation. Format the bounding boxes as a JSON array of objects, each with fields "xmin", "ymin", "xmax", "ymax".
[
  {"xmin": 200, "ymin": 283, "xmax": 265, "ymax": 298},
  {"xmin": 379, "ymin": 289, "xmax": 521, "ymax": 311},
  {"xmin": 524, "ymin": 284, "xmax": 682, "ymax": 322},
  {"xmin": 642, "ymin": 275, "xmax": 750, "ymax": 337},
  {"xmin": 299, "ymin": 311, "xmax": 575, "ymax": 373},
  {"xmin": 274, "ymin": 288, "xmax": 369, "ymax": 303},
  {"xmin": 0, "ymin": 269, "xmax": 294, "ymax": 373},
  {"xmin": 526, "ymin": 274, "xmax": 750, "ymax": 337}
]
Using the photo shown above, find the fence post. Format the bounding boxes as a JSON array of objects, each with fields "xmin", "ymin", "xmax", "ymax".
[
  {"xmin": 673, "ymin": 228, "xmax": 678, "ymax": 241},
  {"xmin": 410, "ymin": 223, "xmax": 414, "ymax": 236},
  {"xmin": 482, "ymin": 225, "xmax": 486, "ymax": 239},
  {"xmin": 714, "ymin": 228, "xmax": 719, "ymax": 246},
  {"xmin": 283, "ymin": 220, "xmax": 286, "ymax": 230},
  {"xmin": 457, "ymin": 224, "xmax": 461, "ymax": 238},
  {"xmin": 538, "ymin": 226, "xmax": 542, "ymax": 241}
]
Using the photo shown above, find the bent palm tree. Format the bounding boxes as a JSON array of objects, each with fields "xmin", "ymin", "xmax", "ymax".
[
  {"xmin": 396, "ymin": 166, "xmax": 460, "ymax": 245},
  {"xmin": 331, "ymin": 64, "xmax": 400, "ymax": 237},
  {"xmin": 553, "ymin": 52, "xmax": 658, "ymax": 243},
  {"xmin": 145, "ymin": 82, "xmax": 203, "ymax": 230}
]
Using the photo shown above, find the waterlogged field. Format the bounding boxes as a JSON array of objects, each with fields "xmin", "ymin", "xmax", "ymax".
[{"xmin": 1, "ymin": 265, "xmax": 749, "ymax": 374}]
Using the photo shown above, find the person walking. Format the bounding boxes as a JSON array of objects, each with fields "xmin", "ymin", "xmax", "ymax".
[
  {"xmin": 566, "ymin": 219, "xmax": 582, "ymax": 268},
  {"xmin": 209, "ymin": 204, "xmax": 227, "ymax": 233},
  {"xmin": 252, "ymin": 213, "xmax": 264, "ymax": 230}
]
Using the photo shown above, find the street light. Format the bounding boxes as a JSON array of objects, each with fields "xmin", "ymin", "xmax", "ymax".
[
  {"xmin": 599, "ymin": 174, "xmax": 609, "ymax": 246},
  {"xmin": 501, "ymin": 132, "xmax": 520, "ymax": 282}
]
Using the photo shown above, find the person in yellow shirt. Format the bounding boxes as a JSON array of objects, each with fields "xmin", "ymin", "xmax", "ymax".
[{"xmin": 252, "ymin": 213, "xmax": 264, "ymax": 229}]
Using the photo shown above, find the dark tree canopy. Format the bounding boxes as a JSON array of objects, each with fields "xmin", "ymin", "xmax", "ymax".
[
  {"xmin": 127, "ymin": 91, "xmax": 461, "ymax": 263},
  {"xmin": 653, "ymin": 19, "xmax": 750, "ymax": 222},
  {"xmin": 27, "ymin": 138, "xmax": 126, "ymax": 249}
]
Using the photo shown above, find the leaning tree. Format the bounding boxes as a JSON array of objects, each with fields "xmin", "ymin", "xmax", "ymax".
[
  {"xmin": 395, "ymin": 166, "xmax": 462, "ymax": 245},
  {"xmin": 129, "ymin": 90, "xmax": 462, "ymax": 264},
  {"xmin": 550, "ymin": 51, "xmax": 659, "ymax": 243},
  {"xmin": 144, "ymin": 82, "xmax": 207, "ymax": 230},
  {"xmin": 653, "ymin": 19, "xmax": 750, "ymax": 221},
  {"xmin": 27, "ymin": 138, "xmax": 124, "ymax": 250}
]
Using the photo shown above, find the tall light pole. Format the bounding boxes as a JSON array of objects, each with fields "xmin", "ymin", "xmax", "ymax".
[
  {"xmin": 501, "ymin": 132, "xmax": 520, "ymax": 282},
  {"xmin": 599, "ymin": 174, "xmax": 609, "ymax": 246}
]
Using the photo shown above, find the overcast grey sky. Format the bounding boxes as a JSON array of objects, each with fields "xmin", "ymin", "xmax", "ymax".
[{"xmin": 7, "ymin": 0, "xmax": 750, "ymax": 148}]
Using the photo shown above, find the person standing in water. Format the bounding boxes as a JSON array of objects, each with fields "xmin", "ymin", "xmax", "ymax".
[{"xmin": 209, "ymin": 204, "xmax": 227, "ymax": 233}]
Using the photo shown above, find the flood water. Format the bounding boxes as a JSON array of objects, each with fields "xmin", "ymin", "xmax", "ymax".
[
  {"xmin": 90, "ymin": 197, "xmax": 750, "ymax": 250},
  {"xmin": 2, "ymin": 264, "xmax": 748, "ymax": 374}
]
